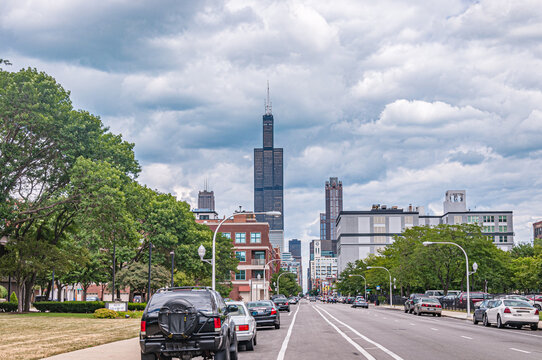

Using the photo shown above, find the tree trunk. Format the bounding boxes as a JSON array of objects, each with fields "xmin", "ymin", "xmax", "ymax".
[
  {"xmin": 16, "ymin": 282, "xmax": 25, "ymax": 313},
  {"xmin": 23, "ymin": 274, "xmax": 36, "ymax": 312}
]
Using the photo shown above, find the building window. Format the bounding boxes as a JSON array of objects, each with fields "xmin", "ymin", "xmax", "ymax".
[
  {"xmin": 235, "ymin": 233, "xmax": 246, "ymax": 243},
  {"xmin": 250, "ymin": 232, "xmax": 261, "ymax": 243},
  {"xmin": 499, "ymin": 225, "xmax": 508, "ymax": 232},
  {"xmin": 467, "ymin": 216, "xmax": 479, "ymax": 224},
  {"xmin": 374, "ymin": 227, "xmax": 385, "ymax": 233},
  {"xmin": 498, "ymin": 235, "xmax": 508, "ymax": 243},
  {"xmin": 454, "ymin": 216, "xmax": 463, "ymax": 224},
  {"xmin": 483, "ymin": 225, "xmax": 495, "ymax": 233},
  {"xmin": 374, "ymin": 236, "xmax": 386, "ymax": 244},
  {"xmin": 222, "ymin": 232, "xmax": 231, "ymax": 239},
  {"xmin": 235, "ymin": 270, "xmax": 246, "ymax": 280},
  {"xmin": 253, "ymin": 270, "xmax": 264, "ymax": 279},
  {"xmin": 235, "ymin": 251, "xmax": 246, "ymax": 262},
  {"xmin": 483, "ymin": 215, "xmax": 495, "ymax": 223},
  {"xmin": 374, "ymin": 216, "xmax": 385, "ymax": 224},
  {"xmin": 498, "ymin": 215, "xmax": 507, "ymax": 223},
  {"xmin": 405, "ymin": 216, "xmax": 413, "ymax": 224}
]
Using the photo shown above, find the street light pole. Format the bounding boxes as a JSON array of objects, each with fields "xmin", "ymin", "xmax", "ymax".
[
  {"xmin": 210, "ymin": 210, "xmax": 281, "ymax": 291},
  {"xmin": 423, "ymin": 241, "xmax": 475, "ymax": 318},
  {"xmin": 147, "ymin": 242, "xmax": 152, "ymax": 302},
  {"xmin": 276, "ymin": 271, "xmax": 294, "ymax": 296},
  {"xmin": 367, "ymin": 266, "xmax": 392, "ymax": 306},
  {"xmin": 349, "ymin": 274, "xmax": 367, "ymax": 300},
  {"xmin": 264, "ymin": 258, "xmax": 282, "ymax": 299},
  {"xmin": 170, "ymin": 251, "xmax": 175, "ymax": 288}
]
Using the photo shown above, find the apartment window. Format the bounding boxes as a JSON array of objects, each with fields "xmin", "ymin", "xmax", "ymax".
[
  {"xmin": 499, "ymin": 225, "xmax": 507, "ymax": 232},
  {"xmin": 253, "ymin": 270, "xmax": 264, "ymax": 279},
  {"xmin": 499, "ymin": 235, "xmax": 508, "ymax": 243},
  {"xmin": 222, "ymin": 232, "xmax": 231, "ymax": 239},
  {"xmin": 235, "ymin": 233, "xmax": 246, "ymax": 244},
  {"xmin": 374, "ymin": 227, "xmax": 386, "ymax": 233},
  {"xmin": 483, "ymin": 225, "xmax": 495, "ymax": 233},
  {"xmin": 454, "ymin": 216, "xmax": 463, "ymax": 224},
  {"xmin": 498, "ymin": 215, "xmax": 507, "ymax": 223},
  {"xmin": 467, "ymin": 216, "xmax": 479, "ymax": 224},
  {"xmin": 483, "ymin": 215, "xmax": 495, "ymax": 223},
  {"xmin": 404, "ymin": 216, "xmax": 413, "ymax": 225},
  {"xmin": 374, "ymin": 216, "xmax": 385, "ymax": 224},
  {"xmin": 235, "ymin": 270, "xmax": 246, "ymax": 280},
  {"xmin": 374, "ymin": 236, "xmax": 386, "ymax": 244},
  {"xmin": 235, "ymin": 251, "xmax": 246, "ymax": 262},
  {"xmin": 250, "ymin": 232, "xmax": 261, "ymax": 243}
]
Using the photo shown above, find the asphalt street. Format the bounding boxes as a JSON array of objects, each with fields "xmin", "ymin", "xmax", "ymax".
[{"xmin": 44, "ymin": 300, "xmax": 542, "ymax": 360}]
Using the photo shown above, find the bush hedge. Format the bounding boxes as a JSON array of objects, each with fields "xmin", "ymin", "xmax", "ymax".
[
  {"xmin": 94, "ymin": 308, "xmax": 118, "ymax": 319},
  {"xmin": 0, "ymin": 302, "xmax": 18, "ymax": 312},
  {"xmin": 32, "ymin": 301, "xmax": 147, "ymax": 313}
]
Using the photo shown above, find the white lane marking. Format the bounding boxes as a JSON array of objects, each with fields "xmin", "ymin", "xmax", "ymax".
[
  {"xmin": 430, "ymin": 328, "xmax": 438, "ymax": 331},
  {"xmin": 409, "ymin": 323, "xmax": 415, "ymax": 326},
  {"xmin": 461, "ymin": 336, "xmax": 472, "ymax": 340},
  {"xmin": 288, "ymin": 311, "xmax": 293, "ymax": 317},
  {"xmin": 313, "ymin": 306, "xmax": 376, "ymax": 360},
  {"xmin": 510, "ymin": 348, "xmax": 531, "ymax": 354},
  {"xmin": 316, "ymin": 306, "xmax": 404, "ymax": 360},
  {"xmin": 394, "ymin": 320, "xmax": 399, "ymax": 322},
  {"xmin": 276, "ymin": 302, "xmax": 301, "ymax": 360}
]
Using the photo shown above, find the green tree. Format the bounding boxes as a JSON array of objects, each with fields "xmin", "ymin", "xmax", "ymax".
[
  {"xmin": 270, "ymin": 270, "xmax": 301, "ymax": 297},
  {"xmin": 117, "ymin": 262, "xmax": 170, "ymax": 301}
]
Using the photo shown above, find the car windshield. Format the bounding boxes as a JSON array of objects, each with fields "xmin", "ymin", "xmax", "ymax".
[
  {"xmin": 227, "ymin": 304, "xmax": 246, "ymax": 315},
  {"xmin": 422, "ymin": 298, "xmax": 440, "ymax": 303},
  {"xmin": 147, "ymin": 291, "xmax": 214, "ymax": 314},
  {"xmin": 503, "ymin": 300, "xmax": 533, "ymax": 308},
  {"xmin": 247, "ymin": 301, "xmax": 273, "ymax": 308},
  {"xmin": 470, "ymin": 293, "xmax": 486, "ymax": 299}
]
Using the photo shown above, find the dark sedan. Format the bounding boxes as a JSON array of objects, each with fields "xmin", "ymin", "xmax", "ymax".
[
  {"xmin": 246, "ymin": 301, "xmax": 281, "ymax": 329},
  {"xmin": 472, "ymin": 299, "xmax": 492, "ymax": 325},
  {"xmin": 272, "ymin": 297, "xmax": 291, "ymax": 312}
]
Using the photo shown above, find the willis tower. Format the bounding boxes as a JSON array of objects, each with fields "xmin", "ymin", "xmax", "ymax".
[{"xmin": 254, "ymin": 83, "xmax": 284, "ymax": 250}]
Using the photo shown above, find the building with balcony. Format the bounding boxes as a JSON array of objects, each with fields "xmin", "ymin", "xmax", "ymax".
[{"xmin": 197, "ymin": 213, "xmax": 280, "ymax": 301}]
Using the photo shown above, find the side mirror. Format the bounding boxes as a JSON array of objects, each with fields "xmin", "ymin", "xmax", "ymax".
[
  {"xmin": 474, "ymin": 303, "xmax": 481, "ymax": 309},
  {"xmin": 225, "ymin": 305, "xmax": 238, "ymax": 314}
]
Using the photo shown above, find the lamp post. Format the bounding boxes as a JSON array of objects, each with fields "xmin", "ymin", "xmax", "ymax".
[
  {"xmin": 349, "ymin": 274, "xmax": 367, "ymax": 300},
  {"xmin": 170, "ymin": 251, "xmax": 175, "ymax": 288},
  {"xmin": 210, "ymin": 210, "xmax": 281, "ymax": 290},
  {"xmin": 276, "ymin": 271, "xmax": 294, "ymax": 296},
  {"xmin": 423, "ymin": 241, "xmax": 477, "ymax": 318},
  {"xmin": 367, "ymin": 266, "xmax": 392, "ymax": 306},
  {"xmin": 264, "ymin": 258, "xmax": 282, "ymax": 299},
  {"xmin": 147, "ymin": 242, "xmax": 152, "ymax": 302}
]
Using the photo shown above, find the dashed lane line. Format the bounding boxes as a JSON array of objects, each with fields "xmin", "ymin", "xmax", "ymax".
[
  {"xmin": 510, "ymin": 348, "xmax": 531, "ymax": 354},
  {"xmin": 430, "ymin": 328, "xmax": 439, "ymax": 331},
  {"xmin": 276, "ymin": 302, "xmax": 301, "ymax": 360},
  {"xmin": 313, "ymin": 306, "xmax": 376, "ymax": 360},
  {"xmin": 316, "ymin": 306, "xmax": 404, "ymax": 360},
  {"xmin": 461, "ymin": 336, "xmax": 473, "ymax": 340}
]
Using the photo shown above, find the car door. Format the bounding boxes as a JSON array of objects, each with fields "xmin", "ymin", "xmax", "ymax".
[
  {"xmin": 487, "ymin": 300, "xmax": 500, "ymax": 322},
  {"xmin": 475, "ymin": 300, "xmax": 488, "ymax": 321}
]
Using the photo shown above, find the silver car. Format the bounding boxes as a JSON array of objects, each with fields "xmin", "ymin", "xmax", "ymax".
[
  {"xmin": 226, "ymin": 301, "xmax": 257, "ymax": 351},
  {"xmin": 413, "ymin": 297, "xmax": 442, "ymax": 317}
]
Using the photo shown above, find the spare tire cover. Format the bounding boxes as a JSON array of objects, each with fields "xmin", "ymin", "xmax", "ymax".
[{"xmin": 158, "ymin": 298, "xmax": 199, "ymax": 339}]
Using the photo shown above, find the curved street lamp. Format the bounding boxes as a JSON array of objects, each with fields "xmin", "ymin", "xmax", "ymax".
[
  {"xmin": 423, "ymin": 241, "xmax": 478, "ymax": 318},
  {"xmin": 264, "ymin": 258, "xmax": 283, "ymax": 299},
  {"xmin": 208, "ymin": 210, "xmax": 281, "ymax": 290},
  {"xmin": 276, "ymin": 271, "xmax": 295, "ymax": 296},
  {"xmin": 367, "ymin": 266, "xmax": 393, "ymax": 306},
  {"xmin": 349, "ymin": 274, "xmax": 367, "ymax": 300}
]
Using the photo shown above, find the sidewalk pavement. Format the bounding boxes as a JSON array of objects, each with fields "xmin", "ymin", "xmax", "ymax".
[
  {"xmin": 42, "ymin": 337, "xmax": 139, "ymax": 360},
  {"xmin": 380, "ymin": 304, "xmax": 542, "ymax": 326}
]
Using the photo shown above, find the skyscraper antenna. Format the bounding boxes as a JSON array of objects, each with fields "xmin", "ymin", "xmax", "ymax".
[{"xmin": 265, "ymin": 80, "xmax": 272, "ymax": 115}]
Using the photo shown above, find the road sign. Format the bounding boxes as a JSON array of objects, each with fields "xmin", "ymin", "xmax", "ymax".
[{"xmin": 376, "ymin": 285, "xmax": 381, "ymax": 290}]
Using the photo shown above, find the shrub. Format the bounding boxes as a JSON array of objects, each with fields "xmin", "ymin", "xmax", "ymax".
[
  {"xmin": 0, "ymin": 285, "xmax": 7, "ymax": 298},
  {"xmin": 10, "ymin": 292, "xmax": 17, "ymax": 303},
  {"xmin": 128, "ymin": 302, "xmax": 146, "ymax": 311},
  {"xmin": 0, "ymin": 302, "xmax": 18, "ymax": 312},
  {"xmin": 33, "ymin": 301, "xmax": 105, "ymax": 313},
  {"xmin": 94, "ymin": 308, "xmax": 118, "ymax": 319},
  {"xmin": 117, "ymin": 310, "xmax": 143, "ymax": 319}
]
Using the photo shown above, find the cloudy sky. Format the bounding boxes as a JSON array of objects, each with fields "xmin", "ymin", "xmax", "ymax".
[{"xmin": 2, "ymin": 0, "xmax": 542, "ymax": 286}]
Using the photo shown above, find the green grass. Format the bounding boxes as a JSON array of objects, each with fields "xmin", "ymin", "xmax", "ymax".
[{"xmin": 7, "ymin": 312, "xmax": 95, "ymax": 318}]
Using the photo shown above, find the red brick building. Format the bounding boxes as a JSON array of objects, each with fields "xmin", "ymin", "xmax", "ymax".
[
  {"xmin": 197, "ymin": 214, "xmax": 280, "ymax": 301},
  {"xmin": 534, "ymin": 220, "xmax": 542, "ymax": 241}
]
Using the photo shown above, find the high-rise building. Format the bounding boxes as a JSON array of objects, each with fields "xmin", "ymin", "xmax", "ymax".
[
  {"xmin": 289, "ymin": 239, "xmax": 301, "ymax": 259},
  {"xmin": 254, "ymin": 83, "xmax": 284, "ymax": 250},
  {"xmin": 319, "ymin": 213, "xmax": 326, "ymax": 240},
  {"xmin": 325, "ymin": 177, "xmax": 343, "ymax": 242},
  {"xmin": 534, "ymin": 220, "xmax": 542, "ymax": 240},
  {"xmin": 198, "ymin": 181, "xmax": 215, "ymax": 211}
]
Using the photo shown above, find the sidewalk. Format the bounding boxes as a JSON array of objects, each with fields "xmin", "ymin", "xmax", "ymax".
[{"xmin": 42, "ymin": 337, "xmax": 139, "ymax": 360}]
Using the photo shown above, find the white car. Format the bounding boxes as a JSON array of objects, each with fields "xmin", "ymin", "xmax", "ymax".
[
  {"xmin": 226, "ymin": 301, "xmax": 257, "ymax": 351},
  {"xmin": 483, "ymin": 299, "xmax": 539, "ymax": 330}
]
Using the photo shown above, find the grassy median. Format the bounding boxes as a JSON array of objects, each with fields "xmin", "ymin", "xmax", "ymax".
[{"xmin": 0, "ymin": 313, "xmax": 139, "ymax": 360}]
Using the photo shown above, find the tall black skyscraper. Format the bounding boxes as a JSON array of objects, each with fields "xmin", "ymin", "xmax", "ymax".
[
  {"xmin": 254, "ymin": 83, "xmax": 284, "ymax": 232},
  {"xmin": 197, "ymin": 180, "xmax": 215, "ymax": 210},
  {"xmin": 289, "ymin": 239, "xmax": 301, "ymax": 259}
]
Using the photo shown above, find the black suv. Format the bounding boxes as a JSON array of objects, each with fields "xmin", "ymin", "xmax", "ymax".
[
  {"xmin": 271, "ymin": 294, "xmax": 290, "ymax": 312},
  {"xmin": 140, "ymin": 287, "xmax": 239, "ymax": 360}
]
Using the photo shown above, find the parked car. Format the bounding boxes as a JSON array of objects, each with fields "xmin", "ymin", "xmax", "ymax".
[
  {"xmin": 226, "ymin": 301, "xmax": 257, "ymax": 351},
  {"xmin": 139, "ymin": 286, "xmax": 238, "ymax": 360},
  {"xmin": 412, "ymin": 297, "xmax": 442, "ymax": 317},
  {"xmin": 457, "ymin": 292, "xmax": 490, "ymax": 306},
  {"xmin": 85, "ymin": 295, "xmax": 100, "ymax": 302},
  {"xmin": 483, "ymin": 299, "xmax": 539, "ymax": 330},
  {"xmin": 246, "ymin": 300, "xmax": 281, "ymax": 329},
  {"xmin": 288, "ymin": 297, "xmax": 298, "ymax": 305},
  {"xmin": 472, "ymin": 299, "xmax": 492, "ymax": 325},
  {"xmin": 272, "ymin": 296, "xmax": 290, "ymax": 312},
  {"xmin": 445, "ymin": 290, "xmax": 461, "ymax": 297},
  {"xmin": 424, "ymin": 290, "xmax": 444, "ymax": 299},
  {"xmin": 309, "ymin": 296, "xmax": 316, "ymax": 302},
  {"xmin": 404, "ymin": 294, "xmax": 425, "ymax": 313},
  {"xmin": 352, "ymin": 296, "xmax": 369, "ymax": 309},
  {"xmin": 526, "ymin": 294, "xmax": 542, "ymax": 310}
]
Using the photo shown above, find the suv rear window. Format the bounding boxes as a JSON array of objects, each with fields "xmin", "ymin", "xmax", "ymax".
[{"xmin": 147, "ymin": 291, "xmax": 214, "ymax": 314}]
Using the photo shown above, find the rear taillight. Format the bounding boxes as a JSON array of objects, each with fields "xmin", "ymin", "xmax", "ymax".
[
  {"xmin": 140, "ymin": 321, "xmax": 146, "ymax": 335},
  {"xmin": 535, "ymin": 309, "xmax": 539, "ymax": 315},
  {"xmin": 436, "ymin": 304, "xmax": 441, "ymax": 308},
  {"xmin": 236, "ymin": 324, "xmax": 249, "ymax": 331},
  {"xmin": 214, "ymin": 317, "xmax": 221, "ymax": 331},
  {"xmin": 271, "ymin": 308, "xmax": 277, "ymax": 315},
  {"xmin": 286, "ymin": 302, "xmax": 289, "ymax": 306},
  {"xmin": 504, "ymin": 307, "xmax": 511, "ymax": 314}
]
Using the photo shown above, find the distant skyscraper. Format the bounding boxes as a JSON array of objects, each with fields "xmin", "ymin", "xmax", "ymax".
[
  {"xmin": 319, "ymin": 213, "xmax": 326, "ymax": 240},
  {"xmin": 289, "ymin": 239, "xmax": 301, "ymax": 259},
  {"xmin": 198, "ymin": 180, "xmax": 215, "ymax": 210},
  {"xmin": 325, "ymin": 177, "xmax": 343, "ymax": 244},
  {"xmin": 254, "ymin": 83, "xmax": 284, "ymax": 249}
]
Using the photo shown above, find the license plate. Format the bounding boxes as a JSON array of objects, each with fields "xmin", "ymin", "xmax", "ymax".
[{"xmin": 252, "ymin": 311, "xmax": 258, "ymax": 316}]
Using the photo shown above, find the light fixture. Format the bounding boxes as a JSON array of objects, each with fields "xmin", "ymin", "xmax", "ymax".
[{"xmin": 198, "ymin": 244, "xmax": 206, "ymax": 261}]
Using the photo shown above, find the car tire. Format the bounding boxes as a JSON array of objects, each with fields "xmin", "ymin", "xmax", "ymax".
[
  {"xmin": 483, "ymin": 314, "xmax": 490, "ymax": 327},
  {"xmin": 158, "ymin": 356, "xmax": 171, "ymax": 360},
  {"xmin": 275, "ymin": 322, "xmax": 281, "ymax": 329},
  {"xmin": 497, "ymin": 315, "xmax": 504, "ymax": 329},
  {"xmin": 230, "ymin": 332, "xmax": 238, "ymax": 360},
  {"xmin": 141, "ymin": 354, "xmax": 156, "ymax": 360},
  {"xmin": 531, "ymin": 323, "xmax": 538, "ymax": 331},
  {"xmin": 404, "ymin": 308, "xmax": 408, "ymax": 313},
  {"xmin": 254, "ymin": 333, "xmax": 257, "ymax": 346},
  {"xmin": 437, "ymin": 314, "xmax": 441, "ymax": 317},
  {"xmin": 417, "ymin": 309, "xmax": 421, "ymax": 316},
  {"xmin": 245, "ymin": 338, "xmax": 255, "ymax": 351},
  {"xmin": 515, "ymin": 324, "xmax": 522, "ymax": 329},
  {"xmin": 432, "ymin": 313, "xmax": 436, "ymax": 317},
  {"xmin": 473, "ymin": 316, "xmax": 478, "ymax": 325},
  {"xmin": 215, "ymin": 335, "xmax": 230, "ymax": 360}
]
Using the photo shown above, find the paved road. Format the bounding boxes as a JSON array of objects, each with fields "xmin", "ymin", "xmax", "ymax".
[{"xmin": 44, "ymin": 300, "xmax": 542, "ymax": 359}]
